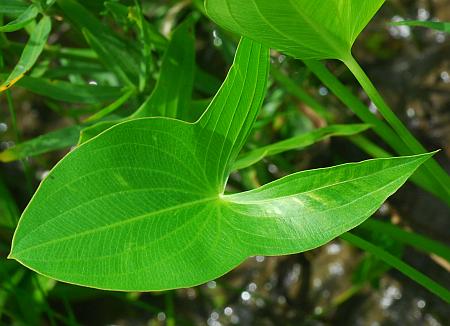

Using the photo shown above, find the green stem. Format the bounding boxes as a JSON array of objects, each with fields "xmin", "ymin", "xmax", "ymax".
[
  {"xmin": 350, "ymin": 135, "xmax": 391, "ymax": 158},
  {"xmin": 165, "ymin": 291, "xmax": 175, "ymax": 326},
  {"xmin": 343, "ymin": 55, "xmax": 450, "ymax": 203},
  {"xmin": 303, "ymin": 59, "xmax": 404, "ymax": 153},
  {"xmin": 361, "ymin": 219, "xmax": 450, "ymax": 262},
  {"xmin": 341, "ymin": 232, "xmax": 450, "ymax": 303}
]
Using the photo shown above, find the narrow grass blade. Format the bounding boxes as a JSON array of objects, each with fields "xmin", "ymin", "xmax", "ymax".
[
  {"xmin": 360, "ymin": 220, "xmax": 450, "ymax": 262},
  {"xmin": 304, "ymin": 60, "xmax": 449, "ymax": 205},
  {"xmin": 341, "ymin": 232, "xmax": 450, "ymax": 303},
  {"xmin": 390, "ymin": 20, "xmax": 450, "ymax": 33},
  {"xmin": 84, "ymin": 89, "xmax": 134, "ymax": 123},
  {"xmin": 0, "ymin": 177, "xmax": 19, "ymax": 228},
  {"xmin": 0, "ymin": 16, "xmax": 51, "ymax": 92},
  {"xmin": 0, "ymin": 0, "xmax": 28, "ymax": 16},
  {"xmin": 271, "ymin": 68, "xmax": 331, "ymax": 120},
  {"xmin": 132, "ymin": 17, "xmax": 195, "ymax": 119},
  {"xmin": 0, "ymin": 5, "xmax": 39, "ymax": 32},
  {"xmin": 0, "ymin": 125, "xmax": 82, "ymax": 162},
  {"xmin": 12, "ymin": 76, "xmax": 126, "ymax": 104},
  {"xmin": 233, "ymin": 124, "xmax": 369, "ymax": 170},
  {"xmin": 57, "ymin": 0, "xmax": 140, "ymax": 86},
  {"xmin": 343, "ymin": 55, "xmax": 450, "ymax": 205}
]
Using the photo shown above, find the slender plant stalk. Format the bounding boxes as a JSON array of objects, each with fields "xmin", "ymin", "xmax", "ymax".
[
  {"xmin": 341, "ymin": 232, "xmax": 450, "ymax": 303},
  {"xmin": 83, "ymin": 89, "xmax": 134, "ymax": 123},
  {"xmin": 361, "ymin": 220, "xmax": 450, "ymax": 261},
  {"xmin": 350, "ymin": 135, "xmax": 391, "ymax": 158},
  {"xmin": 343, "ymin": 55, "xmax": 450, "ymax": 202},
  {"xmin": 304, "ymin": 59, "xmax": 449, "ymax": 205},
  {"xmin": 165, "ymin": 291, "xmax": 175, "ymax": 326}
]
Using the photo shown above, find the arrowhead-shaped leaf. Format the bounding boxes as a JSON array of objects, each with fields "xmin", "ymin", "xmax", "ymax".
[
  {"xmin": 205, "ymin": 0, "xmax": 385, "ymax": 60},
  {"xmin": 9, "ymin": 38, "xmax": 431, "ymax": 291}
]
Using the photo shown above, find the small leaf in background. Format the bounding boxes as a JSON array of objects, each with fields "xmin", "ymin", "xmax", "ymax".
[
  {"xmin": 9, "ymin": 38, "xmax": 431, "ymax": 291},
  {"xmin": 390, "ymin": 20, "xmax": 450, "ymax": 33},
  {"xmin": 0, "ymin": 5, "xmax": 39, "ymax": 32},
  {"xmin": 79, "ymin": 17, "xmax": 197, "ymax": 143},
  {"xmin": 0, "ymin": 15, "xmax": 51, "ymax": 92},
  {"xmin": 0, "ymin": 0, "xmax": 28, "ymax": 16},
  {"xmin": 12, "ymin": 76, "xmax": 127, "ymax": 104},
  {"xmin": 233, "ymin": 124, "xmax": 370, "ymax": 170},
  {"xmin": 0, "ymin": 125, "xmax": 82, "ymax": 163},
  {"xmin": 0, "ymin": 177, "xmax": 19, "ymax": 228},
  {"xmin": 56, "ymin": 0, "xmax": 141, "ymax": 87}
]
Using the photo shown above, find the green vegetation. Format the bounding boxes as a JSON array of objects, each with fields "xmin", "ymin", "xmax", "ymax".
[{"xmin": 1, "ymin": 0, "xmax": 449, "ymax": 324}]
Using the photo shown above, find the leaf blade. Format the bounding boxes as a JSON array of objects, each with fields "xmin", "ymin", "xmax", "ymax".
[{"xmin": 0, "ymin": 15, "xmax": 51, "ymax": 92}]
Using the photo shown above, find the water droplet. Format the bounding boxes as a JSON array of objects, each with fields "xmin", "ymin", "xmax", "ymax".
[
  {"xmin": 241, "ymin": 291, "xmax": 251, "ymax": 301},
  {"xmin": 210, "ymin": 311, "xmax": 219, "ymax": 320},
  {"xmin": 268, "ymin": 163, "xmax": 279, "ymax": 174},
  {"xmin": 157, "ymin": 312, "xmax": 166, "ymax": 321},
  {"xmin": 440, "ymin": 71, "xmax": 450, "ymax": 83},
  {"xmin": 369, "ymin": 101, "xmax": 378, "ymax": 114},
  {"xmin": 212, "ymin": 30, "xmax": 223, "ymax": 47},
  {"xmin": 224, "ymin": 307, "xmax": 233, "ymax": 316},
  {"xmin": 207, "ymin": 281, "xmax": 217, "ymax": 289},
  {"xmin": 255, "ymin": 255, "xmax": 265, "ymax": 263},
  {"xmin": 416, "ymin": 299, "xmax": 426, "ymax": 309},
  {"xmin": 88, "ymin": 80, "xmax": 98, "ymax": 86},
  {"xmin": 278, "ymin": 54, "xmax": 286, "ymax": 63},
  {"xmin": 326, "ymin": 243, "xmax": 341, "ymax": 255},
  {"xmin": 0, "ymin": 122, "xmax": 7, "ymax": 133},
  {"xmin": 328, "ymin": 262, "xmax": 344, "ymax": 276},
  {"xmin": 36, "ymin": 170, "xmax": 50, "ymax": 181},
  {"xmin": 318, "ymin": 86, "xmax": 328, "ymax": 96},
  {"xmin": 435, "ymin": 32, "xmax": 446, "ymax": 43},
  {"xmin": 417, "ymin": 8, "xmax": 430, "ymax": 21},
  {"xmin": 406, "ymin": 107, "xmax": 416, "ymax": 118},
  {"xmin": 248, "ymin": 282, "xmax": 257, "ymax": 292},
  {"xmin": 389, "ymin": 16, "xmax": 411, "ymax": 39}
]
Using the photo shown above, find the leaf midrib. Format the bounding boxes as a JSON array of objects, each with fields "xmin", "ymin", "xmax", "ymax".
[
  {"xmin": 11, "ymin": 196, "xmax": 218, "ymax": 257},
  {"xmin": 224, "ymin": 157, "xmax": 419, "ymax": 204}
]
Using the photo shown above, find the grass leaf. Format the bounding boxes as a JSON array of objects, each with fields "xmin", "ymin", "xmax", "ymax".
[
  {"xmin": 12, "ymin": 75, "xmax": 127, "ymax": 104},
  {"xmin": 341, "ymin": 232, "xmax": 450, "ymax": 303},
  {"xmin": 0, "ymin": 5, "xmax": 39, "ymax": 32},
  {"xmin": 390, "ymin": 20, "xmax": 450, "ymax": 33},
  {"xmin": 0, "ymin": 125, "xmax": 82, "ymax": 163},
  {"xmin": 233, "ymin": 124, "xmax": 370, "ymax": 170},
  {"xmin": 0, "ymin": 15, "xmax": 51, "ymax": 92}
]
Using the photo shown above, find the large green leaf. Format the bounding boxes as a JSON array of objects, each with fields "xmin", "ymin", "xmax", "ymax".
[
  {"xmin": 205, "ymin": 0, "xmax": 385, "ymax": 61},
  {"xmin": 0, "ymin": 16, "xmax": 51, "ymax": 92},
  {"xmin": 9, "ymin": 38, "xmax": 431, "ymax": 291}
]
